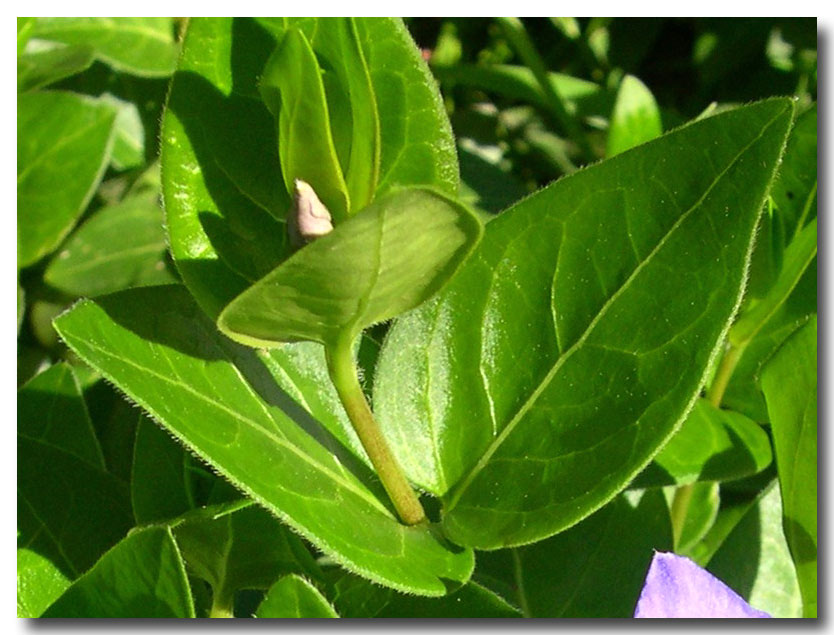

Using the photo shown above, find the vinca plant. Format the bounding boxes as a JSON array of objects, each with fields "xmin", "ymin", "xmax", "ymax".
[{"xmin": 18, "ymin": 17, "xmax": 817, "ymax": 618}]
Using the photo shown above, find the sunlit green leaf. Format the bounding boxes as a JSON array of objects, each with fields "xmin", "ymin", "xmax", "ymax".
[
  {"xmin": 54, "ymin": 285, "xmax": 475, "ymax": 596},
  {"xmin": 256, "ymin": 575, "xmax": 338, "ymax": 618},
  {"xmin": 374, "ymin": 98, "xmax": 794, "ymax": 548},
  {"xmin": 18, "ymin": 91, "xmax": 116, "ymax": 267},
  {"xmin": 31, "ymin": 17, "xmax": 179, "ymax": 77},
  {"xmin": 606, "ymin": 74, "xmax": 663, "ymax": 157},
  {"xmin": 43, "ymin": 527, "xmax": 195, "ymax": 617},
  {"xmin": 218, "ymin": 187, "xmax": 482, "ymax": 348},
  {"xmin": 761, "ymin": 317, "xmax": 817, "ymax": 617}
]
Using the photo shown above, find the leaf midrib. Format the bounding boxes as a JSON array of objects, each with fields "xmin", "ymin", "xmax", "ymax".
[{"xmin": 444, "ymin": 104, "xmax": 789, "ymax": 512}]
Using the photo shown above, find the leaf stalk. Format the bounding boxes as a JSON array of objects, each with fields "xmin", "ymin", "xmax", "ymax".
[{"xmin": 326, "ymin": 335, "xmax": 426, "ymax": 525}]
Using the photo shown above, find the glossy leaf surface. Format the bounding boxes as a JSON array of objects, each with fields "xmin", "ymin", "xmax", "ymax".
[
  {"xmin": 631, "ymin": 399, "xmax": 772, "ymax": 487},
  {"xmin": 31, "ymin": 18, "xmax": 179, "ymax": 77},
  {"xmin": 256, "ymin": 575, "xmax": 338, "ymax": 618},
  {"xmin": 219, "ymin": 187, "xmax": 482, "ymax": 348},
  {"xmin": 161, "ymin": 17, "xmax": 458, "ymax": 319},
  {"xmin": 761, "ymin": 318, "xmax": 817, "ymax": 617},
  {"xmin": 18, "ymin": 91, "xmax": 116, "ymax": 267},
  {"xmin": 43, "ymin": 527, "xmax": 194, "ymax": 617},
  {"xmin": 374, "ymin": 98, "xmax": 794, "ymax": 548},
  {"xmin": 44, "ymin": 194, "xmax": 173, "ymax": 297},
  {"xmin": 54, "ymin": 285, "xmax": 474, "ymax": 596}
]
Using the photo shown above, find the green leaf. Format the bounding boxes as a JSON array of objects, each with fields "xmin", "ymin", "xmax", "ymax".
[
  {"xmin": 17, "ymin": 546, "xmax": 71, "ymax": 617},
  {"xmin": 771, "ymin": 104, "xmax": 817, "ymax": 238},
  {"xmin": 676, "ymin": 481, "xmax": 720, "ymax": 554},
  {"xmin": 761, "ymin": 317, "xmax": 817, "ymax": 617},
  {"xmin": 17, "ymin": 44, "xmax": 95, "ymax": 92},
  {"xmin": 44, "ymin": 194, "xmax": 173, "ymax": 297},
  {"xmin": 30, "ymin": 18, "xmax": 179, "ymax": 77},
  {"xmin": 631, "ymin": 399, "xmax": 772, "ymax": 488},
  {"xmin": 18, "ymin": 91, "xmax": 116, "ymax": 267},
  {"xmin": 256, "ymin": 575, "xmax": 338, "ymax": 618},
  {"xmin": 606, "ymin": 74, "xmax": 663, "ymax": 157},
  {"xmin": 328, "ymin": 574, "xmax": 520, "ymax": 618},
  {"xmin": 131, "ymin": 417, "xmax": 194, "ymax": 524},
  {"xmin": 723, "ymin": 263, "xmax": 816, "ymax": 420},
  {"xmin": 432, "ymin": 64, "xmax": 607, "ymax": 120},
  {"xmin": 18, "ymin": 367, "xmax": 134, "ymax": 585},
  {"xmin": 260, "ymin": 27, "xmax": 350, "ymax": 220},
  {"xmin": 476, "ymin": 489, "xmax": 672, "ymax": 617},
  {"xmin": 374, "ymin": 98, "xmax": 794, "ymax": 548},
  {"xmin": 53, "ymin": 285, "xmax": 474, "ymax": 596},
  {"xmin": 730, "ymin": 217, "xmax": 816, "ymax": 348},
  {"xmin": 43, "ymin": 526, "xmax": 195, "ymax": 617},
  {"xmin": 707, "ymin": 481, "xmax": 803, "ymax": 618},
  {"xmin": 162, "ymin": 17, "xmax": 458, "ymax": 320},
  {"xmin": 18, "ymin": 16, "xmax": 36, "ymax": 54},
  {"xmin": 18, "ymin": 363, "xmax": 104, "ymax": 469},
  {"xmin": 173, "ymin": 503, "xmax": 322, "ymax": 614},
  {"xmin": 106, "ymin": 95, "xmax": 146, "ymax": 171},
  {"xmin": 259, "ymin": 18, "xmax": 382, "ymax": 213},
  {"xmin": 218, "ymin": 187, "xmax": 482, "ymax": 348}
]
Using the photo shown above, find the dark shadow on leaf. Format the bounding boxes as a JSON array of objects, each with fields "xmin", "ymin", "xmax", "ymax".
[{"xmin": 165, "ymin": 18, "xmax": 291, "ymax": 302}]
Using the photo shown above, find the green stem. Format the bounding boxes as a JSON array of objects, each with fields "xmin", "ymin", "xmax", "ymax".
[
  {"xmin": 511, "ymin": 548, "xmax": 531, "ymax": 618},
  {"xmin": 326, "ymin": 335, "xmax": 426, "ymax": 525},
  {"xmin": 670, "ymin": 341, "xmax": 745, "ymax": 548},
  {"xmin": 209, "ymin": 592, "xmax": 234, "ymax": 618}
]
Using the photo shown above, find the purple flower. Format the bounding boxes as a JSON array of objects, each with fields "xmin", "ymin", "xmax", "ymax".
[{"xmin": 634, "ymin": 552, "xmax": 771, "ymax": 618}]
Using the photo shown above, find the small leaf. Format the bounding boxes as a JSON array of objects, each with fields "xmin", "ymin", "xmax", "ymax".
[
  {"xmin": 43, "ymin": 527, "xmax": 195, "ymax": 617},
  {"xmin": 18, "ymin": 363, "xmax": 104, "ymax": 469},
  {"xmin": 18, "ymin": 91, "xmax": 116, "ymax": 267},
  {"xmin": 676, "ymin": 482, "xmax": 720, "ymax": 554},
  {"xmin": 173, "ymin": 503, "xmax": 322, "ymax": 613},
  {"xmin": 54, "ymin": 285, "xmax": 475, "ymax": 596},
  {"xmin": 706, "ymin": 481, "xmax": 803, "ymax": 618},
  {"xmin": 761, "ymin": 317, "xmax": 817, "ymax": 617},
  {"xmin": 17, "ymin": 44, "xmax": 95, "ymax": 92},
  {"xmin": 606, "ymin": 74, "xmax": 663, "ymax": 157},
  {"xmin": 256, "ymin": 575, "xmax": 338, "ymax": 618},
  {"xmin": 31, "ymin": 17, "xmax": 180, "ymax": 77},
  {"xmin": 260, "ymin": 27, "xmax": 350, "ymax": 220},
  {"xmin": 218, "ymin": 187, "xmax": 482, "ymax": 348},
  {"xmin": 44, "ymin": 194, "xmax": 173, "ymax": 297},
  {"xmin": 17, "ymin": 547, "xmax": 71, "ymax": 617},
  {"xmin": 631, "ymin": 399, "xmax": 772, "ymax": 488}
]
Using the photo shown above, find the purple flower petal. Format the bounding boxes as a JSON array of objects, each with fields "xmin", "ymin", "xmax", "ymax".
[{"xmin": 634, "ymin": 551, "xmax": 771, "ymax": 618}]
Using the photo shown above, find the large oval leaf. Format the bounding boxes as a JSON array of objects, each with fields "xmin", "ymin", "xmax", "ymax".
[
  {"xmin": 53, "ymin": 285, "xmax": 474, "ymax": 596},
  {"xmin": 218, "ymin": 187, "xmax": 482, "ymax": 348},
  {"xmin": 161, "ymin": 17, "xmax": 458, "ymax": 320},
  {"xmin": 18, "ymin": 91, "xmax": 116, "ymax": 267},
  {"xmin": 373, "ymin": 98, "xmax": 794, "ymax": 548}
]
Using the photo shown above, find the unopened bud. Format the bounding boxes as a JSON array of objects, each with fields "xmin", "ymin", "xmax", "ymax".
[{"xmin": 289, "ymin": 179, "xmax": 333, "ymax": 247}]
